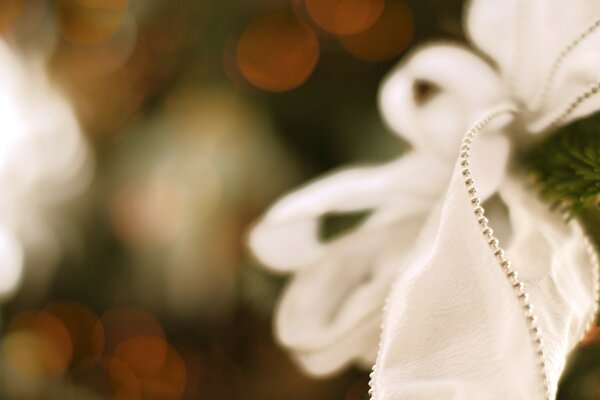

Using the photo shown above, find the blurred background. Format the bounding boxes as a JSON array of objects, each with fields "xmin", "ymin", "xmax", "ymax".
[{"xmin": 0, "ymin": 0, "xmax": 598, "ymax": 399}]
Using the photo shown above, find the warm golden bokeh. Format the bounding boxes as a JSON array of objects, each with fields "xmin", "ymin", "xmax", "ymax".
[
  {"xmin": 304, "ymin": 0, "xmax": 384, "ymax": 36},
  {"xmin": 55, "ymin": 0, "xmax": 129, "ymax": 44},
  {"xmin": 97, "ymin": 307, "xmax": 165, "ymax": 357},
  {"xmin": 110, "ymin": 179, "xmax": 184, "ymax": 249},
  {"xmin": 3, "ymin": 311, "xmax": 73, "ymax": 378},
  {"xmin": 147, "ymin": 344, "xmax": 187, "ymax": 398},
  {"xmin": 44, "ymin": 301, "xmax": 105, "ymax": 366},
  {"xmin": 52, "ymin": 12, "xmax": 137, "ymax": 78},
  {"xmin": 1, "ymin": 303, "xmax": 190, "ymax": 397},
  {"xmin": 4, "ymin": 2, "xmax": 595, "ymax": 399},
  {"xmin": 113, "ymin": 336, "xmax": 169, "ymax": 378},
  {"xmin": 237, "ymin": 12, "xmax": 319, "ymax": 92},
  {"xmin": 107, "ymin": 356, "xmax": 142, "ymax": 400},
  {"xmin": 340, "ymin": 0, "xmax": 413, "ymax": 61},
  {"xmin": 0, "ymin": 0, "xmax": 24, "ymax": 33},
  {"xmin": 110, "ymin": 336, "xmax": 187, "ymax": 399},
  {"xmin": 140, "ymin": 0, "xmax": 210, "ymax": 52}
]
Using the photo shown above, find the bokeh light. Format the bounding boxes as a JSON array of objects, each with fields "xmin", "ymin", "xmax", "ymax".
[
  {"xmin": 106, "ymin": 357, "xmax": 142, "ymax": 400},
  {"xmin": 7, "ymin": 0, "xmax": 47, "ymax": 39},
  {"xmin": 110, "ymin": 178, "xmax": 184, "ymax": 249},
  {"xmin": 340, "ymin": 0, "xmax": 413, "ymax": 61},
  {"xmin": 0, "ymin": 34, "xmax": 93, "ymax": 311},
  {"xmin": 0, "ymin": 227, "xmax": 24, "ymax": 300},
  {"xmin": 97, "ymin": 307, "xmax": 165, "ymax": 357},
  {"xmin": 0, "ymin": 0, "xmax": 24, "ymax": 34},
  {"xmin": 112, "ymin": 336, "xmax": 168, "ymax": 378},
  {"xmin": 138, "ymin": 0, "xmax": 210, "ymax": 52},
  {"xmin": 55, "ymin": 0, "xmax": 129, "ymax": 45},
  {"xmin": 53, "ymin": 12, "xmax": 138, "ymax": 78},
  {"xmin": 110, "ymin": 337, "xmax": 186, "ymax": 399},
  {"xmin": 304, "ymin": 0, "xmax": 384, "ymax": 36},
  {"xmin": 0, "ymin": 303, "xmax": 191, "ymax": 398},
  {"xmin": 3, "ymin": 311, "xmax": 73, "ymax": 378},
  {"xmin": 236, "ymin": 12, "xmax": 319, "ymax": 92},
  {"xmin": 44, "ymin": 301, "xmax": 105, "ymax": 366},
  {"xmin": 3, "ymin": 2, "xmax": 596, "ymax": 400}
]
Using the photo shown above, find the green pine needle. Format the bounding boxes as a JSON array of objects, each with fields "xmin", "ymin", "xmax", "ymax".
[{"xmin": 527, "ymin": 112, "xmax": 600, "ymax": 216}]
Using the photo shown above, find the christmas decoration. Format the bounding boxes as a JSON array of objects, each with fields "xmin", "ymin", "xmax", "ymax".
[
  {"xmin": 249, "ymin": 1, "xmax": 600, "ymax": 399},
  {"xmin": 0, "ymin": 39, "xmax": 92, "ymax": 304}
]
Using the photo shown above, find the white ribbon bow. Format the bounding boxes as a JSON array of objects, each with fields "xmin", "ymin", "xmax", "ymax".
[{"xmin": 249, "ymin": 1, "xmax": 600, "ymax": 398}]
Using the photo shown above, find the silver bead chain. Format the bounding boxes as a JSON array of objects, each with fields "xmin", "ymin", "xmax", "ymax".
[
  {"xmin": 543, "ymin": 80, "xmax": 600, "ymax": 131},
  {"xmin": 532, "ymin": 18, "xmax": 600, "ymax": 111},
  {"xmin": 368, "ymin": 107, "xmax": 600, "ymax": 400},
  {"xmin": 460, "ymin": 108, "xmax": 551, "ymax": 400},
  {"xmin": 458, "ymin": 108, "xmax": 600, "ymax": 399},
  {"xmin": 529, "ymin": 18, "xmax": 600, "ymax": 132},
  {"xmin": 367, "ymin": 282, "xmax": 391, "ymax": 400}
]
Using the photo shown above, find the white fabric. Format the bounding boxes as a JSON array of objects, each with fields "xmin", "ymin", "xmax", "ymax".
[
  {"xmin": 250, "ymin": 154, "xmax": 443, "ymax": 374},
  {"xmin": 250, "ymin": 153, "xmax": 447, "ymax": 272},
  {"xmin": 249, "ymin": 44, "xmax": 511, "ymax": 375},
  {"xmin": 466, "ymin": 0, "xmax": 600, "ymax": 131},
  {"xmin": 277, "ymin": 215, "xmax": 425, "ymax": 375},
  {"xmin": 370, "ymin": 166, "xmax": 595, "ymax": 399},
  {"xmin": 368, "ymin": 0, "xmax": 600, "ymax": 395},
  {"xmin": 248, "ymin": 0, "xmax": 600, "ymax": 396},
  {"xmin": 379, "ymin": 44, "xmax": 507, "ymax": 161},
  {"xmin": 368, "ymin": 0, "xmax": 600, "ymax": 392}
]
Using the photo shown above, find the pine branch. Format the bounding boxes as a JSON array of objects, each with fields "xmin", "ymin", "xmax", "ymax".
[{"xmin": 527, "ymin": 112, "xmax": 600, "ymax": 216}]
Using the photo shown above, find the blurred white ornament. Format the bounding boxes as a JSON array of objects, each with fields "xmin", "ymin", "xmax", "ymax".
[
  {"xmin": 0, "ymin": 228, "xmax": 23, "ymax": 300},
  {"xmin": 0, "ymin": 40, "xmax": 92, "ymax": 301},
  {"xmin": 249, "ymin": 0, "xmax": 600, "ymax": 398},
  {"xmin": 109, "ymin": 84, "xmax": 298, "ymax": 322}
]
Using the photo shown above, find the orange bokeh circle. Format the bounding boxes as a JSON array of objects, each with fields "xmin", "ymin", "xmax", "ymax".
[
  {"xmin": 97, "ymin": 307, "xmax": 165, "ymax": 356},
  {"xmin": 110, "ymin": 179, "xmax": 184, "ymax": 249},
  {"xmin": 55, "ymin": 0, "xmax": 129, "ymax": 45},
  {"xmin": 107, "ymin": 356, "xmax": 142, "ymax": 400},
  {"xmin": 237, "ymin": 12, "xmax": 320, "ymax": 92},
  {"xmin": 340, "ymin": 0, "xmax": 413, "ymax": 61},
  {"xmin": 3, "ymin": 311, "xmax": 73, "ymax": 378},
  {"xmin": 44, "ymin": 301, "xmax": 105, "ymax": 366},
  {"xmin": 0, "ymin": 0, "xmax": 24, "ymax": 33},
  {"xmin": 109, "ymin": 336, "xmax": 187, "ymax": 399},
  {"xmin": 304, "ymin": 0, "xmax": 385, "ymax": 36}
]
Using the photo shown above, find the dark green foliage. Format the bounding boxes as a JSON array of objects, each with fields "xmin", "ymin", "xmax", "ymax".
[
  {"xmin": 527, "ymin": 113, "xmax": 600, "ymax": 216},
  {"xmin": 529, "ymin": 114, "xmax": 600, "ymax": 399}
]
